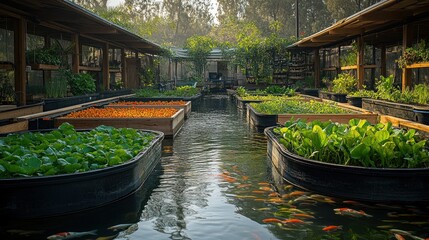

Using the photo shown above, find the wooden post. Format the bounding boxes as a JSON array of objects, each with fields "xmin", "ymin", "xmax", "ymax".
[
  {"xmin": 135, "ymin": 52, "xmax": 139, "ymax": 88},
  {"xmin": 14, "ymin": 18, "xmax": 26, "ymax": 105},
  {"xmin": 71, "ymin": 33, "xmax": 80, "ymax": 73},
  {"xmin": 380, "ymin": 45, "xmax": 386, "ymax": 77},
  {"xmin": 402, "ymin": 24, "xmax": 413, "ymax": 91},
  {"xmin": 357, "ymin": 36, "xmax": 364, "ymax": 89},
  {"xmin": 102, "ymin": 43, "xmax": 109, "ymax": 90},
  {"xmin": 121, "ymin": 48, "xmax": 127, "ymax": 89},
  {"xmin": 314, "ymin": 48, "xmax": 321, "ymax": 88},
  {"xmin": 337, "ymin": 46, "xmax": 341, "ymax": 75}
]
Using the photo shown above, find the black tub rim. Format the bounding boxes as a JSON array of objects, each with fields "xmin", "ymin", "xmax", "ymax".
[
  {"xmin": 0, "ymin": 129, "xmax": 164, "ymax": 183},
  {"xmin": 265, "ymin": 126, "xmax": 429, "ymax": 173}
]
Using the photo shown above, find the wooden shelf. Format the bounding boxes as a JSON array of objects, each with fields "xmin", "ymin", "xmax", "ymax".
[
  {"xmin": 109, "ymin": 68, "xmax": 121, "ymax": 73},
  {"xmin": 322, "ymin": 67, "xmax": 337, "ymax": 71},
  {"xmin": 341, "ymin": 65, "xmax": 357, "ymax": 70},
  {"xmin": 30, "ymin": 64, "xmax": 60, "ymax": 70},
  {"xmin": 0, "ymin": 62, "xmax": 14, "ymax": 71},
  {"xmin": 406, "ymin": 62, "xmax": 429, "ymax": 69},
  {"xmin": 79, "ymin": 66, "xmax": 101, "ymax": 71}
]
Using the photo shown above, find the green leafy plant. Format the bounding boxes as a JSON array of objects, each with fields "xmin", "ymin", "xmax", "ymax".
[
  {"xmin": 135, "ymin": 86, "xmax": 200, "ymax": 98},
  {"xmin": 397, "ymin": 39, "xmax": 429, "ymax": 68},
  {"xmin": 26, "ymin": 47, "xmax": 62, "ymax": 66},
  {"xmin": 251, "ymin": 99, "xmax": 352, "ymax": 115},
  {"xmin": 45, "ymin": 72, "xmax": 68, "ymax": 98},
  {"xmin": 340, "ymin": 41, "xmax": 357, "ymax": 67},
  {"xmin": 347, "ymin": 89, "xmax": 375, "ymax": 98},
  {"xmin": 274, "ymin": 119, "xmax": 429, "ymax": 168},
  {"xmin": 332, "ymin": 73, "xmax": 357, "ymax": 94},
  {"xmin": 0, "ymin": 123, "xmax": 155, "ymax": 178},
  {"xmin": 68, "ymin": 71, "xmax": 96, "ymax": 96},
  {"xmin": 236, "ymin": 86, "xmax": 248, "ymax": 97},
  {"xmin": 184, "ymin": 36, "xmax": 216, "ymax": 78},
  {"xmin": 264, "ymin": 85, "xmax": 296, "ymax": 96}
]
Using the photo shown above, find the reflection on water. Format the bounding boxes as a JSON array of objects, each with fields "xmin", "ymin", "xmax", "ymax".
[{"xmin": 2, "ymin": 95, "xmax": 429, "ymax": 240}]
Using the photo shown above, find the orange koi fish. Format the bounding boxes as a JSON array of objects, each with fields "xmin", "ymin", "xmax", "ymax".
[
  {"xmin": 334, "ymin": 208, "xmax": 372, "ymax": 217},
  {"xmin": 241, "ymin": 176, "xmax": 249, "ymax": 181},
  {"xmin": 258, "ymin": 182, "xmax": 270, "ymax": 186},
  {"xmin": 394, "ymin": 233, "xmax": 406, "ymax": 240},
  {"xmin": 251, "ymin": 190, "xmax": 266, "ymax": 194},
  {"xmin": 262, "ymin": 218, "xmax": 283, "ymax": 224},
  {"xmin": 236, "ymin": 184, "xmax": 252, "ymax": 189},
  {"xmin": 268, "ymin": 192, "xmax": 280, "ymax": 197},
  {"xmin": 322, "ymin": 225, "xmax": 342, "ymax": 232},
  {"xmin": 289, "ymin": 191, "xmax": 307, "ymax": 197},
  {"xmin": 259, "ymin": 186, "xmax": 273, "ymax": 192},
  {"xmin": 283, "ymin": 219, "xmax": 305, "ymax": 224}
]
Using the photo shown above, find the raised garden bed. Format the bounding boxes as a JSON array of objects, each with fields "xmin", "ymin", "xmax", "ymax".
[
  {"xmin": 362, "ymin": 98, "xmax": 429, "ymax": 124},
  {"xmin": 54, "ymin": 107, "xmax": 185, "ymax": 138},
  {"xmin": 0, "ymin": 124, "xmax": 164, "ymax": 217},
  {"xmin": 265, "ymin": 120, "xmax": 429, "ymax": 202},
  {"xmin": 235, "ymin": 96, "xmax": 263, "ymax": 109},
  {"xmin": 107, "ymin": 101, "xmax": 192, "ymax": 119},
  {"xmin": 0, "ymin": 119, "xmax": 28, "ymax": 134},
  {"xmin": 248, "ymin": 100, "xmax": 378, "ymax": 130},
  {"xmin": 0, "ymin": 102, "xmax": 43, "ymax": 120}
]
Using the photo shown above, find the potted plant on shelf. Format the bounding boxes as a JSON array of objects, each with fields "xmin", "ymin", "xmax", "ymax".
[{"xmin": 397, "ymin": 39, "xmax": 429, "ymax": 68}]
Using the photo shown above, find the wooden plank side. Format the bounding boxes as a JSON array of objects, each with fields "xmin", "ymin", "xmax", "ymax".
[
  {"xmin": 278, "ymin": 113, "xmax": 379, "ymax": 124},
  {"xmin": 0, "ymin": 104, "xmax": 43, "ymax": 120},
  {"xmin": 380, "ymin": 115, "xmax": 429, "ymax": 133},
  {"xmin": 0, "ymin": 120, "xmax": 28, "ymax": 134}
]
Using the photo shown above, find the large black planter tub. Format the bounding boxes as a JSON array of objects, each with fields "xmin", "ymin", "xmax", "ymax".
[
  {"xmin": 0, "ymin": 128, "xmax": 164, "ymax": 218},
  {"xmin": 265, "ymin": 127, "xmax": 429, "ymax": 202}
]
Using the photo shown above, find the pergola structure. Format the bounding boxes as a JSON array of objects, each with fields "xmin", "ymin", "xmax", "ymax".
[
  {"xmin": 288, "ymin": 0, "xmax": 429, "ymax": 90},
  {"xmin": 0, "ymin": 0, "xmax": 163, "ymax": 105}
]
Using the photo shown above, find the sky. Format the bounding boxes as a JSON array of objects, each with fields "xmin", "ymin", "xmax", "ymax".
[{"xmin": 106, "ymin": 0, "xmax": 124, "ymax": 7}]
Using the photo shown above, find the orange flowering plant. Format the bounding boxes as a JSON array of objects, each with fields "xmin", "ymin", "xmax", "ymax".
[{"xmin": 65, "ymin": 107, "xmax": 177, "ymax": 118}]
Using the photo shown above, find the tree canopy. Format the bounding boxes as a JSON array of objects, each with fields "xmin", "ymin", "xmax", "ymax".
[{"xmin": 72, "ymin": 0, "xmax": 383, "ymax": 47}]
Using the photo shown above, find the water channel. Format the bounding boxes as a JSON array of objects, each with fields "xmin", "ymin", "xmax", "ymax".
[{"xmin": 2, "ymin": 95, "xmax": 429, "ymax": 240}]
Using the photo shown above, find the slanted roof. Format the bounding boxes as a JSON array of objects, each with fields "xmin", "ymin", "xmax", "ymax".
[
  {"xmin": 0, "ymin": 0, "xmax": 163, "ymax": 54},
  {"xmin": 289, "ymin": 0, "xmax": 429, "ymax": 49}
]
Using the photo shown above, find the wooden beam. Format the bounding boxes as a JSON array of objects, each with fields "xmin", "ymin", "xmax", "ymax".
[
  {"xmin": 72, "ymin": 33, "xmax": 80, "ymax": 73},
  {"xmin": 357, "ymin": 36, "xmax": 365, "ymax": 89},
  {"xmin": 402, "ymin": 24, "xmax": 413, "ymax": 91},
  {"xmin": 121, "ymin": 48, "xmax": 127, "ymax": 89},
  {"xmin": 314, "ymin": 48, "xmax": 321, "ymax": 88},
  {"xmin": 14, "ymin": 18, "xmax": 26, "ymax": 106},
  {"xmin": 380, "ymin": 45, "xmax": 386, "ymax": 77},
  {"xmin": 102, "ymin": 43, "xmax": 109, "ymax": 90}
]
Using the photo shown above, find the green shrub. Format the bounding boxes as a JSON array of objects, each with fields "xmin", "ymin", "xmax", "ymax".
[{"xmin": 332, "ymin": 73, "xmax": 357, "ymax": 94}]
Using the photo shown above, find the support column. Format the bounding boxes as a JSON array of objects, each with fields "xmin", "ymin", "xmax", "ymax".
[
  {"xmin": 121, "ymin": 48, "xmax": 127, "ymax": 88},
  {"xmin": 380, "ymin": 45, "xmax": 386, "ymax": 77},
  {"xmin": 102, "ymin": 43, "xmax": 109, "ymax": 90},
  {"xmin": 357, "ymin": 36, "xmax": 364, "ymax": 89},
  {"xmin": 337, "ymin": 46, "xmax": 341, "ymax": 75},
  {"xmin": 71, "ymin": 33, "xmax": 80, "ymax": 73},
  {"xmin": 14, "ymin": 18, "xmax": 26, "ymax": 105},
  {"xmin": 314, "ymin": 48, "xmax": 321, "ymax": 88},
  {"xmin": 402, "ymin": 24, "xmax": 413, "ymax": 91}
]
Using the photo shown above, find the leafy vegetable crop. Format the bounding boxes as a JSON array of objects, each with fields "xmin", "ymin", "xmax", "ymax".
[
  {"xmin": 65, "ymin": 107, "xmax": 177, "ymax": 118},
  {"xmin": 251, "ymin": 100, "xmax": 352, "ymax": 114},
  {"xmin": 109, "ymin": 100, "xmax": 186, "ymax": 106},
  {"xmin": 274, "ymin": 119, "xmax": 429, "ymax": 168},
  {"xmin": 0, "ymin": 123, "xmax": 155, "ymax": 178},
  {"xmin": 135, "ymin": 86, "xmax": 200, "ymax": 97}
]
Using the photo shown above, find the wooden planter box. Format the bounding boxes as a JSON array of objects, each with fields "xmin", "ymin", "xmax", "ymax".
[
  {"xmin": 247, "ymin": 104, "xmax": 378, "ymax": 130},
  {"xmin": 55, "ymin": 108, "xmax": 185, "ymax": 138},
  {"xmin": 108, "ymin": 101, "xmax": 192, "ymax": 119},
  {"xmin": 0, "ymin": 119, "xmax": 28, "ymax": 134},
  {"xmin": 235, "ymin": 96, "xmax": 263, "ymax": 109},
  {"xmin": 0, "ymin": 102, "xmax": 43, "ymax": 120},
  {"xmin": 362, "ymin": 98, "xmax": 429, "ymax": 124}
]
